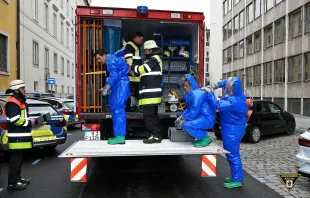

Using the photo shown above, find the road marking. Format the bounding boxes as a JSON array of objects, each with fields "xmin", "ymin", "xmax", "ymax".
[
  {"xmin": 0, "ymin": 188, "xmax": 4, "ymax": 191},
  {"xmin": 32, "ymin": 159, "xmax": 41, "ymax": 165},
  {"xmin": 264, "ymin": 175, "xmax": 276, "ymax": 179},
  {"xmin": 67, "ymin": 133, "xmax": 72, "ymax": 135},
  {"xmin": 256, "ymin": 177, "xmax": 265, "ymax": 183}
]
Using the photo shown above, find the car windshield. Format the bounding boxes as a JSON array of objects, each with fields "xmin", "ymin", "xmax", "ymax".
[
  {"xmin": 28, "ymin": 105, "xmax": 59, "ymax": 116},
  {"xmin": 64, "ymin": 101, "xmax": 75, "ymax": 109}
]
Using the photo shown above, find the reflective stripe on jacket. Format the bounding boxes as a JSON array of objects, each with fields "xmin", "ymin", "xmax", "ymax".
[
  {"xmin": 4, "ymin": 96, "xmax": 32, "ymax": 149},
  {"xmin": 131, "ymin": 55, "xmax": 163, "ymax": 106}
]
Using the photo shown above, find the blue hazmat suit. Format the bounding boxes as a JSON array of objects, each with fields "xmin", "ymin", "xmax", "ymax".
[
  {"xmin": 105, "ymin": 54, "xmax": 130, "ymax": 136},
  {"xmin": 181, "ymin": 74, "xmax": 217, "ymax": 140},
  {"xmin": 216, "ymin": 77, "xmax": 248, "ymax": 182}
]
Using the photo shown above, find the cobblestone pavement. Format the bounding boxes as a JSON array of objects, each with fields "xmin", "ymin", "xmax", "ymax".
[{"xmin": 209, "ymin": 128, "xmax": 310, "ymax": 198}]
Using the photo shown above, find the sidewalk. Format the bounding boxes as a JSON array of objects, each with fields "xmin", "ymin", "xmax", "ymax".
[{"xmin": 293, "ymin": 114, "xmax": 310, "ymax": 133}]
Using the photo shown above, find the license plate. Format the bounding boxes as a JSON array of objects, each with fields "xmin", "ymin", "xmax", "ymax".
[{"xmin": 84, "ymin": 131, "xmax": 101, "ymax": 140}]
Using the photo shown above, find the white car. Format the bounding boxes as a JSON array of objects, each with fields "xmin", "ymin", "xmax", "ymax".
[{"xmin": 296, "ymin": 127, "xmax": 310, "ymax": 179}]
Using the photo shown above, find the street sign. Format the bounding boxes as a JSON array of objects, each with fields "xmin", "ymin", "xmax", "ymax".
[{"xmin": 48, "ymin": 78, "xmax": 56, "ymax": 85}]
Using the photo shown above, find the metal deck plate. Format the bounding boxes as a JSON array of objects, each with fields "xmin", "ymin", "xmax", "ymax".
[{"xmin": 58, "ymin": 140, "xmax": 229, "ymax": 158}]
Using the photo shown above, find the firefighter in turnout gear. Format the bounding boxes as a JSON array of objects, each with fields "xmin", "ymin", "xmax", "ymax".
[
  {"xmin": 4, "ymin": 80, "xmax": 35, "ymax": 190},
  {"xmin": 129, "ymin": 40, "xmax": 163, "ymax": 144},
  {"xmin": 115, "ymin": 32, "xmax": 144, "ymax": 109}
]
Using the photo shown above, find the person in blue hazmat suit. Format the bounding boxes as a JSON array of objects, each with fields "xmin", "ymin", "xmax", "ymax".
[
  {"xmin": 95, "ymin": 49, "xmax": 130, "ymax": 145},
  {"xmin": 202, "ymin": 76, "xmax": 248, "ymax": 188},
  {"xmin": 175, "ymin": 74, "xmax": 217, "ymax": 147}
]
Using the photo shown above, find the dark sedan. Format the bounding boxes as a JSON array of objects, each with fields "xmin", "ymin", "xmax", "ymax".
[{"xmin": 212, "ymin": 100, "xmax": 296, "ymax": 143}]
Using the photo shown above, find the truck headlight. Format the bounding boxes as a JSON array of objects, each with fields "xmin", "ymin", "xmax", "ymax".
[{"xmin": 170, "ymin": 104, "xmax": 178, "ymax": 112}]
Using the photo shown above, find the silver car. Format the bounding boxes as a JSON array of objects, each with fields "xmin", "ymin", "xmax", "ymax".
[{"xmin": 296, "ymin": 127, "xmax": 310, "ymax": 179}]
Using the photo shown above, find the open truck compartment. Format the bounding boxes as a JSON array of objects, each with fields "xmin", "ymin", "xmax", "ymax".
[{"xmin": 76, "ymin": 7, "xmax": 205, "ymax": 117}]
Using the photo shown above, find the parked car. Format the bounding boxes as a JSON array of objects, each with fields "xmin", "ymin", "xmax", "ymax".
[
  {"xmin": 296, "ymin": 128, "xmax": 310, "ymax": 179},
  {"xmin": 0, "ymin": 98, "xmax": 67, "ymax": 151},
  {"xmin": 212, "ymin": 100, "xmax": 296, "ymax": 143},
  {"xmin": 38, "ymin": 97, "xmax": 83, "ymax": 128},
  {"xmin": 25, "ymin": 92, "xmax": 56, "ymax": 99}
]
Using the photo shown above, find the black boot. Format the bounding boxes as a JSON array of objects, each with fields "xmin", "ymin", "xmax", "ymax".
[
  {"xmin": 20, "ymin": 178, "xmax": 30, "ymax": 185},
  {"xmin": 7, "ymin": 182, "xmax": 27, "ymax": 190},
  {"xmin": 143, "ymin": 135, "xmax": 162, "ymax": 144}
]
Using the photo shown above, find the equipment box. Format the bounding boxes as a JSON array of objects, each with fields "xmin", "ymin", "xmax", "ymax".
[{"xmin": 168, "ymin": 127, "xmax": 193, "ymax": 142}]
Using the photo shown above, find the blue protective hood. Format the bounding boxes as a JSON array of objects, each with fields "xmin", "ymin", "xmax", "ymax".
[
  {"xmin": 231, "ymin": 77, "xmax": 243, "ymax": 96},
  {"xmin": 184, "ymin": 74, "xmax": 199, "ymax": 90}
]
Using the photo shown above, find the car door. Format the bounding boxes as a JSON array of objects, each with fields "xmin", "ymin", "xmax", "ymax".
[
  {"xmin": 267, "ymin": 102, "xmax": 286, "ymax": 133},
  {"xmin": 254, "ymin": 102, "xmax": 274, "ymax": 134}
]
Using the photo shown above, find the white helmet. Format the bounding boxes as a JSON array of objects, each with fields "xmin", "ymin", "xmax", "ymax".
[
  {"xmin": 144, "ymin": 40, "xmax": 159, "ymax": 50},
  {"xmin": 9, "ymin": 80, "xmax": 25, "ymax": 90}
]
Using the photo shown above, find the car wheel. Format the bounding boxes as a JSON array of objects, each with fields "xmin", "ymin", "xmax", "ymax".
[
  {"xmin": 247, "ymin": 126, "xmax": 261, "ymax": 143},
  {"xmin": 286, "ymin": 120, "xmax": 296, "ymax": 135},
  {"xmin": 213, "ymin": 125, "xmax": 222, "ymax": 139}
]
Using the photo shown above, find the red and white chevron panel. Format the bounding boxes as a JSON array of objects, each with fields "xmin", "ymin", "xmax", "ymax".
[
  {"xmin": 201, "ymin": 155, "xmax": 217, "ymax": 177},
  {"xmin": 70, "ymin": 158, "xmax": 88, "ymax": 182}
]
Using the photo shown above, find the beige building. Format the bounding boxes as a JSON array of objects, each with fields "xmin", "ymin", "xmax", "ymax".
[{"xmin": 222, "ymin": 0, "xmax": 310, "ymax": 116}]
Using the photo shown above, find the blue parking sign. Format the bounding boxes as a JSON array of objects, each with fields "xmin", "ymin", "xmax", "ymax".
[{"xmin": 48, "ymin": 78, "xmax": 56, "ymax": 85}]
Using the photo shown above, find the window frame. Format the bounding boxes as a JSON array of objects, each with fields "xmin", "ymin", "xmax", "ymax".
[
  {"xmin": 33, "ymin": 40, "xmax": 39, "ymax": 67},
  {"xmin": 288, "ymin": 54, "xmax": 302, "ymax": 83},
  {"xmin": 263, "ymin": 62, "xmax": 273, "ymax": 85},
  {"xmin": 289, "ymin": 8, "xmax": 302, "ymax": 39},
  {"xmin": 274, "ymin": 58, "xmax": 285, "ymax": 83},
  {"xmin": 0, "ymin": 31, "xmax": 10, "ymax": 75},
  {"xmin": 253, "ymin": 64, "xmax": 261, "ymax": 86},
  {"xmin": 264, "ymin": 24, "xmax": 273, "ymax": 49},
  {"xmin": 274, "ymin": 17, "xmax": 286, "ymax": 45}
]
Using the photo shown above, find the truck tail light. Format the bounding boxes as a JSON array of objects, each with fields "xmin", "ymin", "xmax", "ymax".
[
  {"xmin": 90, "ymin": 9, "xmax": 100, "ymax": 14},
  {"xmin": 183, "ymin": 14, "xmax": 192, "ymax": 19},
  {"xmin": 82, "ymin": 124, "xmax": 100, "ymax": 131},
  {"xmin": 298, "ymin": 136, "xmax": 310, "ymax": 147}
]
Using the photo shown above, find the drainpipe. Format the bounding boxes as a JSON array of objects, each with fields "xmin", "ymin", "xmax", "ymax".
[{"xmin": 16, "ymin": 0, "xmax": 20, "ymax": 79}]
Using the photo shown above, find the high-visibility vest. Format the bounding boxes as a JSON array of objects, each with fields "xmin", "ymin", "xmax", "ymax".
[
  {"xmin": 4, "ymin": 96, "xmax": 32, "ymax": 149},
  {"xmin": 124, "ymin": 41, "xmax": 141, "ymax": 83},
  {"xmin": 133, "ymin": 55, "xmax": 163, "ymax": 106}
]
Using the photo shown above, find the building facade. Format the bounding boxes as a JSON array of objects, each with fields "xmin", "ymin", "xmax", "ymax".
[
  {"xmin": 19, "ymin": 0, "xmax": 89, "ymax": 97},
  {"xmin": 222, "ymin": 0, "xmax": 310, "ymax": 117},
  {"xmin": 0, "ymin": 0, "xmax": 18, "ymax": 92}
]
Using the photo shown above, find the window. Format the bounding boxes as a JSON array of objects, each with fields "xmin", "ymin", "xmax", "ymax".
[
  {"xmin": 305, "ymin": 5, "xmax": 310, "ymax": 32},
  {"xmin": 268, "ymin": 103, "xmax": 282, "ymax": 113},
  {"xmin": 263, "ymin": 62, "xmax": 272, "ymax": 84},
  {"xmin": 34, "ymin": 81, "xmax": 38, "ymax": 91},
  {"xmin": 304, "ymin": 52, "xmax": 310, "ymax": 80},
  {"xmin": 67, "ymin": 60, "xmax": 70, "ymax": 77},
  {"xmin": 274, "ymin": 59, "xmax": 284, "ymax": 83},
  {"xmin": 254, "ymin": 0, "xmax": 261, "ymax": 19},
  {"xmin": 66, "ymin": 0, "xmax": 69, "ymax": 16},
  {"xmin": 265, "ymin": 0, "xmax": 274, "ymax": 12},
  {"xmin": 239, "ymin": 40, "xmax": 244, "ymax": 58},
  {"xmin": 72, "ymin": 63, "xmax": 74, "ymax": 78},
  {"xmin": 223, "ymin": 25, "xmax": 227, "ymax": 40},
  {"xmin": 71, "ymin": 29, "xmax": 74, "ymax": 51},
  {"xmin": 289, "ymin": 9, "xmax": 302, "ymax": 38},
  {"xmin": 72, "ymin": 87, "xmax": 74, "ymax": 94},
  {"xmin": 288, "ymin": 55, "xmax": 301, "ymax": 82},
  {"xmin": 246, "ymin": 35, "xmax": 253, "ymax": 55},
  {"xmin": 53, "ymin": 13, "xmax": 57, "ymax": 38},
  {"xmin": 44, "ymin": 3, "xmax": 49, "ymax": 30},
  {"xmin": 275, "ymin": 0, "xmax": 283, "ymax": 5},
  {"xmin": 222, "ymin": 73, "xmax": 227, "ymax": 80},
  {"xmin": 32, "ymin": 0, "xmax": 38, "ymax": 21},
  {"xmin": 228, "ymin": 21, "xmax": 232, "ymax": 38},
  {"xmin": 228, "ymin": 0, "xmax": 232, "ymax": 12},
  {"xmin": 33, "ymin": 41, "xmax": 39, "ymax": 67},
  {"xmin": 61, "ymin": 85, "xmax": 64, "ymax": 93},
  {"xmin": 253, "ymin": 65, "xmax": 261, "ymax": 85},
  {"xmin": 61, "ymin": 57, "xmax": 64, "ymax": 76},
  {"xmin": 264, "ymin": 24, "xmax": 273, "ymax": 48},
  {"xmin": 227, "ymin": 46, "xmax": 232, "ymax": 63},
  {"xmin": 233, "ymin": 70, "xmax": 238, "ymax": 77},
  {"xmin": 240, "ymin": 10, "xmax": 244, "ymax": 29},
  {"xmin": 254, "ymin": 30, "xmax": 261, "ymax": 52},
  {"xmin": 247, "ymin": 3, "xmax": 254, "ymax": 24},
  {"xmin": 223, "ymin": 1, "xmax": 228, "ymax": 15},
  {"xmin": 54, "ymin": 84, "xmax": 57, "ymax": 92},
  {"xmin": 234, "ymin": 15, "xmax": 239, "ymax": 34},
  {"xmin": 233, "ymin": 43, "xmax": 238, "ymax": 60},
  {"xmin": 275, "ymin": 17, "xmax": 286, "ymax": 44},
  {"xmin": 44, "ymin": 48, "xmax": 49, "ymax": 69},
  {"xmin": 223, "ymin": 49, "xmax": 228, "ymax": 64},
  {"xmin": 28, "ymin": 105, "xmax": 59, "ymax": 116},
  {"xmin": 256, "ymin": 103, "xmax": 270, "ymax": 113},
  {"xmin": 246, "ymin": 67, "xmax": 253, "ymax": 86},
  {"xmin": 67, "ymin": 86, "xmax": 69, "ymax": 93},
  {"xmin": 238, "ymin": 69, "xmax": 244, "ymax": 88},
  {"xmin": 54, "ymin": 53, "xmax": 58, "ymax": 73},
  {"xmin": 0, "ymin": 33, "xmax": 8, "ymax": 73},
  {"xmin": 67, "ymin": 26, "xmax": 69, "ymax": 48},
  {"xmin": 61, "ymin": 0, "xmax": 63, "ymax": 8},
  {"xmin": 61, "ymin": 21, "xmax": 64, "ymax": 43}
]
